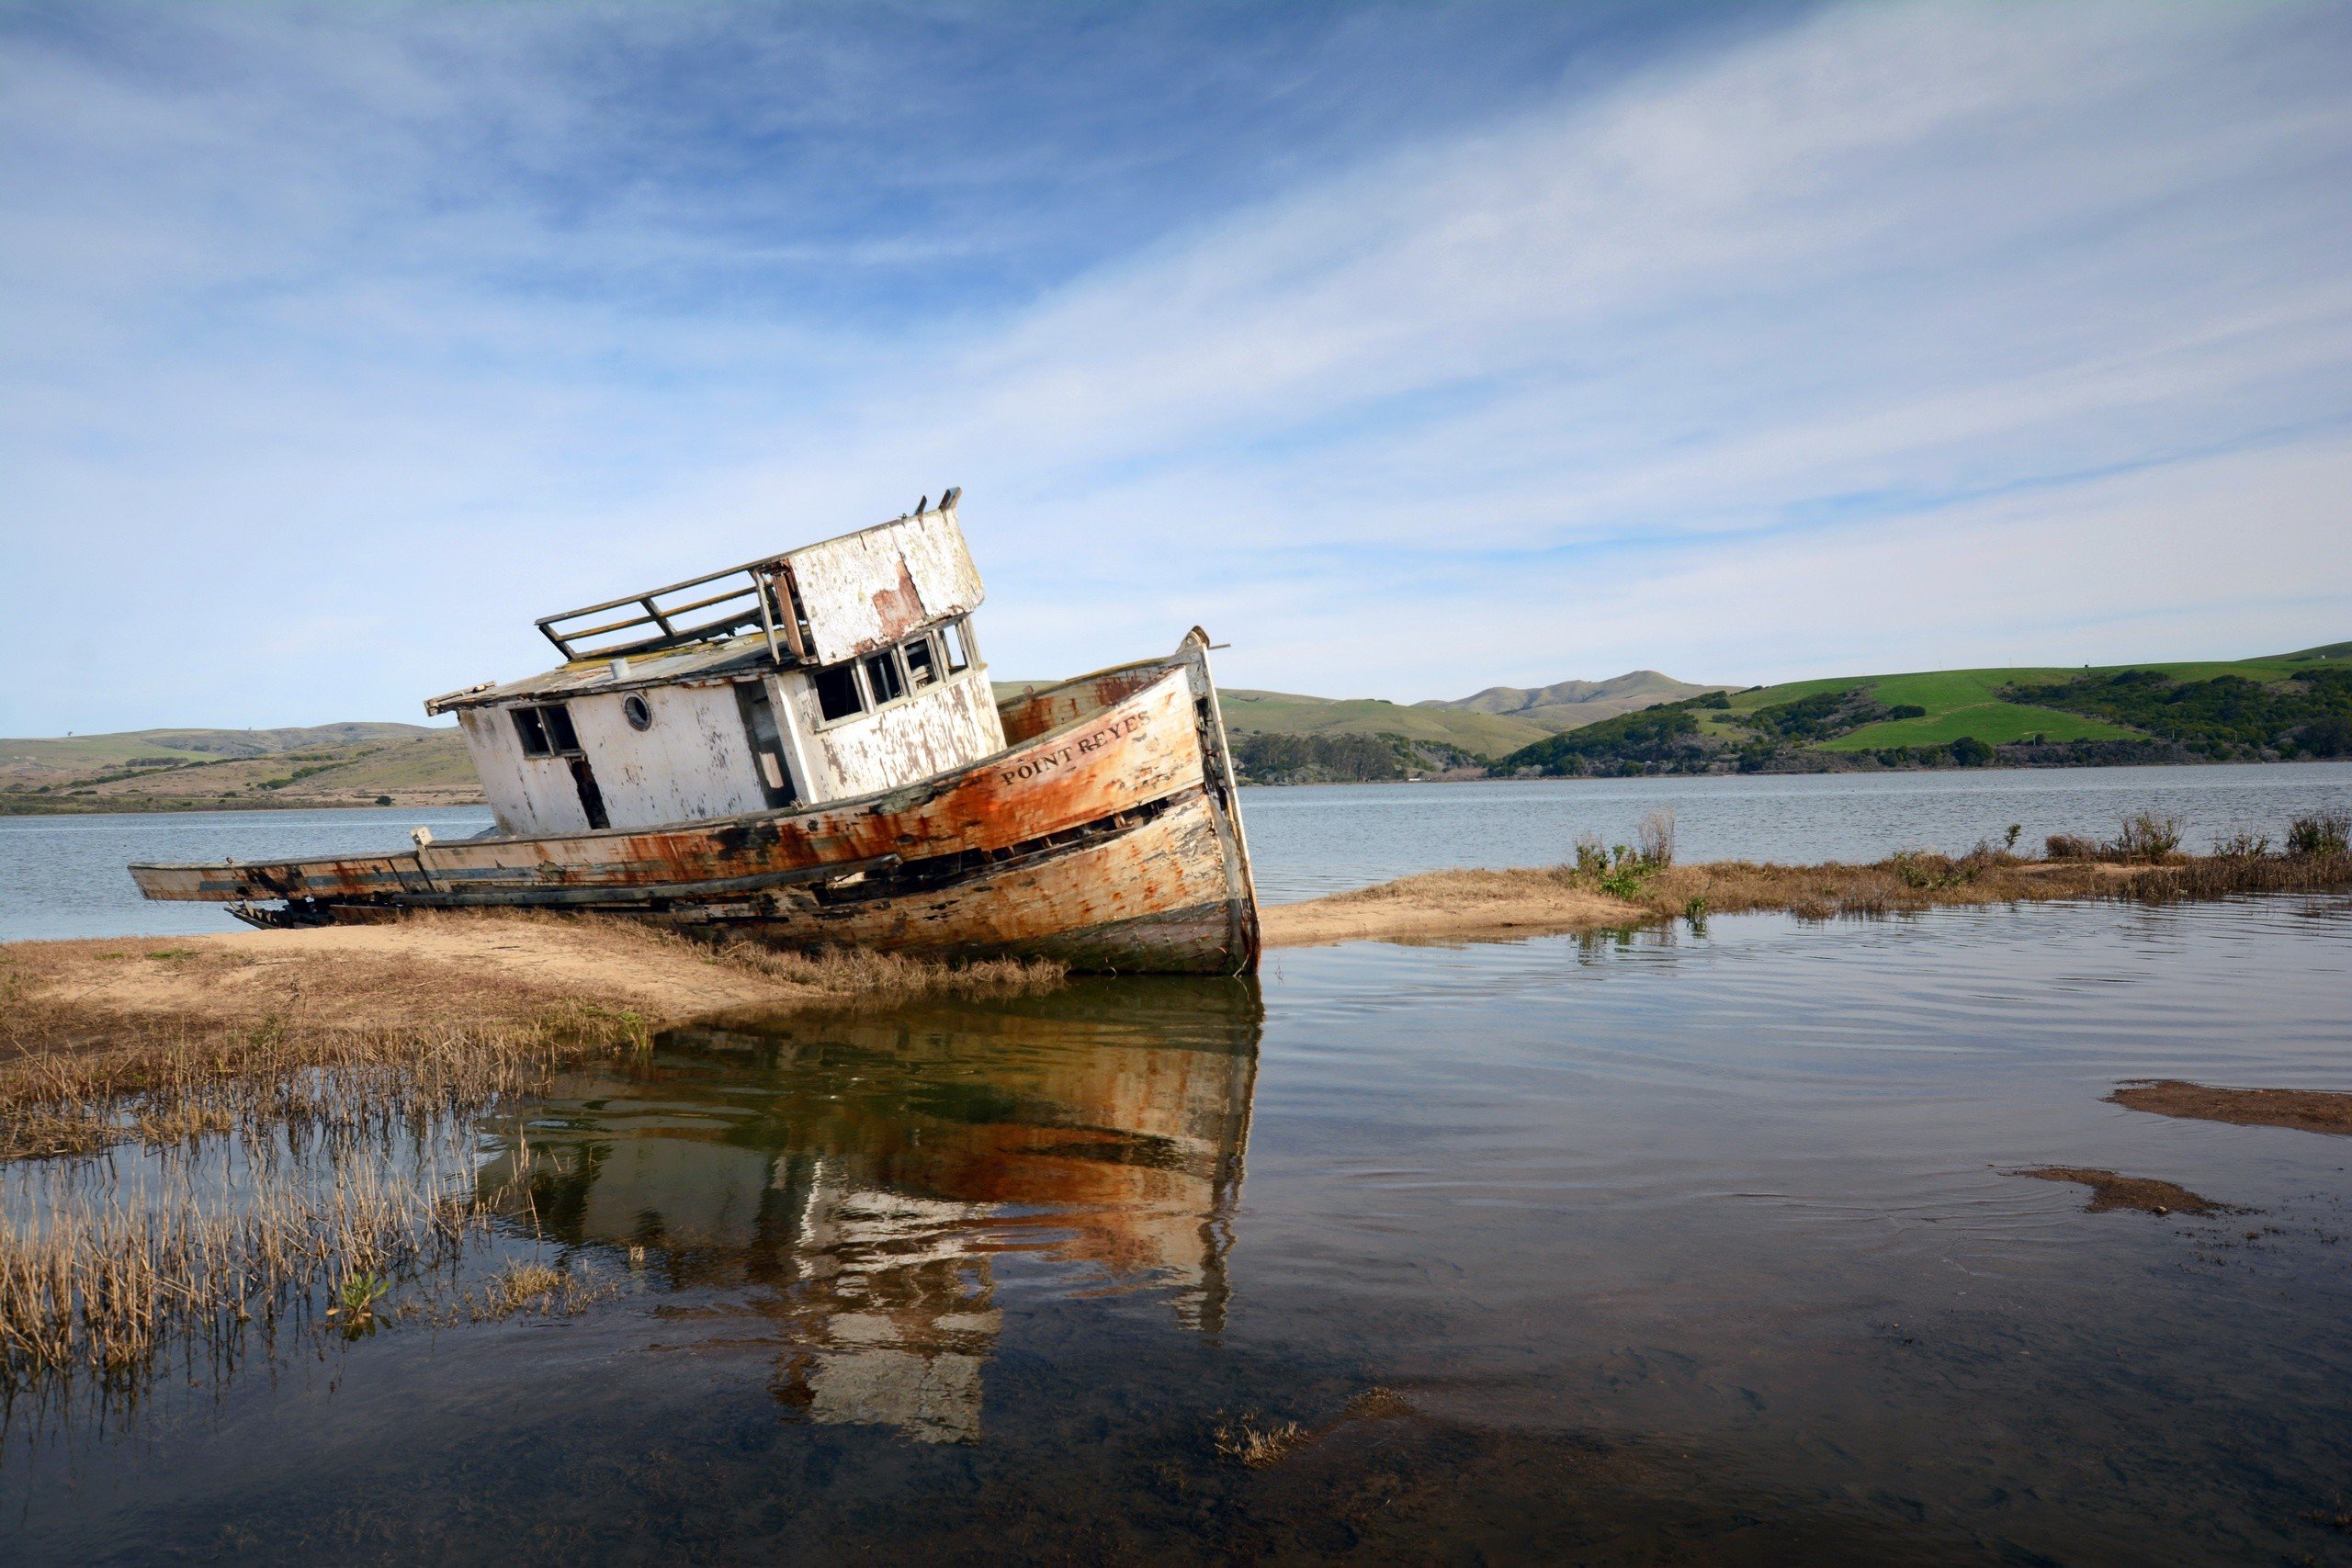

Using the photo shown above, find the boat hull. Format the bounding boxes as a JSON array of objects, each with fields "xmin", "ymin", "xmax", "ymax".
[{"xmin": 130, "ymin": 637, "xmax": 1260, "ymax": 976}]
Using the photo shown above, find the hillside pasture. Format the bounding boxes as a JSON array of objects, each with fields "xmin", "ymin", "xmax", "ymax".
[{"xmin": 1821, "ymin": 702, "xmax": 2139, "ymax": 750}]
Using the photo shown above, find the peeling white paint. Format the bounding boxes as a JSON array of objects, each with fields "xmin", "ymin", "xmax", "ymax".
[{"xmin": 789, "ymin": 507, "xmax": 984, "ymax": 664}]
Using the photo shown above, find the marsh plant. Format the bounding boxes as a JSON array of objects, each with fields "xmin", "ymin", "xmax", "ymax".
[
  {"xmin": 2287, "ymin": 810, "xmax": 2350, "ymax": 859},
  {"xmin": 2111, "ymin": 810, "xmax": 2184, "ymax": 863},
  {"xmin": 1568, "ymin": 811, "xmax": 1678, "ymax": 898},
  {"xmin": 0, "ymin": 1090, "xmax": 622, "ymax": 1416},
  {"xmin": 1635, "ymin": 808, "xmax": 1677, "ymax": 869},
  {"xmin": 0, "ymin": 1112, "xmax": 490, "ymax": 1394},
  {"xmin": 2045, "ymin": 812, "xmax": 2186, "ymax": 863}
]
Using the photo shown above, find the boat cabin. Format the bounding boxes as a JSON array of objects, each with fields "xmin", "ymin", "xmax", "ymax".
[{"xmin": 426, "ymin": 489, "xmax": 1007, "ymax": 837}]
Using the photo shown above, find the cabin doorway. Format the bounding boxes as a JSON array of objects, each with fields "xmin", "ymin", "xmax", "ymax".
[
  {"xmin": 568, "ymin": 757, "xmax": 610, "ymax": 829},
  {"xmin": 734, "ymin": 682, "xmax": 800, "ymax": 809}
]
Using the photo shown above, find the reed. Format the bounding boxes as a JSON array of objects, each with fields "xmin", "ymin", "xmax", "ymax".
[
  {"xmin": 466, "ymin": 1258, "xmax": 622, "ymax": 1321},
  {"xmin": 0, "ymin": 1113, "xmax": 492, "ymax": 1393},
  {"xmin": 706, "ymin": 940, "xmax": 1064, "ymax": 1001}
]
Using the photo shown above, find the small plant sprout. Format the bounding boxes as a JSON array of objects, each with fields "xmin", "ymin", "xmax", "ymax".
[
  {"xmin": 328, "ymin": 1269, "xmax": 391, "ymax": 1337},
  {"xmin": 2004, "ymin": 824, "xmax": 2022, "ymax": 852}
]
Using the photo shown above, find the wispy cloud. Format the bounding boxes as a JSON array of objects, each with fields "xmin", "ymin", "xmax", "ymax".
[{"xmin": 1, "ymin": 3, "xmax": 2346, "ymax": 730}]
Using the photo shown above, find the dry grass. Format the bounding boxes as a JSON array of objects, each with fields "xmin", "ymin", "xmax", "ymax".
[
  {"xmin": 463, "ymin": 1258, "xmax": 624, "ymax": 1322},
  {"xmin": 1215, "ymin": 1415, "xmax": 1314, "ymax": 1469},
  {"xmin": 706, "ymin": 939, "xmax": 1064, "ymax": 1003},
  {"xmin": 1267, "ymin": 848, "xmax": 2352, "ymax": 948}
]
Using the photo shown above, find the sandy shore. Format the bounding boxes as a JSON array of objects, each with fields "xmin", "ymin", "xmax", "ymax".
[{"xmin": 1258, "ymin": 852, "xmax": 2211, "ymax": 950}]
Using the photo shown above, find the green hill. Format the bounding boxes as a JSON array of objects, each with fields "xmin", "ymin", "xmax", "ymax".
[{"xmin": 1504, "ymin": 644, "xmax": 2352, "ymax": 775}]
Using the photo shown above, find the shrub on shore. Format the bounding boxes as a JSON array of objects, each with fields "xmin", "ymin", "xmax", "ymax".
[
  {"xmin": 2111, "ymin": 810, "xmax": 2184, "ymax": 863},
  {"xmin": 2287, "ymin": 810, "xmax": 2350, "ymax": 859},
  {"xmin": 2044, "ymin": 812, "xmax": 2184, "ymax": 863}
]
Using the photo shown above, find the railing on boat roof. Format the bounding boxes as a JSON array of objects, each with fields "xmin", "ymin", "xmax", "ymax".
[{"xmin": 536, "ymin": 555, "xmax": 807, "ymax": 664}]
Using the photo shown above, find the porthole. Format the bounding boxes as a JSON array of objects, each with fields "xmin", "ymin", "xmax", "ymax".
[{"xmin": 623, "ymin": 694, "xmax": 653, "ymax": 731}]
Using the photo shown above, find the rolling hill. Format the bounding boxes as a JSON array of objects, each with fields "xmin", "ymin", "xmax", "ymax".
[
  {"xmin": 1500, "ymin": 643, "xmax": 2351, "ymax": 775},
  {"xmin": 0, "ymin": 724, "xmax": 481, "ymax": 813},
  {"xmin": 1418, "ymin": 671, "xmax": 1734, "ymax": 732},
  {"xmin": 1215, "ymin": 689, "xmax": 1555, "ymax": 755}
]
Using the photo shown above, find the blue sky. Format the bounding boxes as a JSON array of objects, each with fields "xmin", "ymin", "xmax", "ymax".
[{"xmin": 3, "ymin": 1, "xmax": 2349, "ymax": 733}]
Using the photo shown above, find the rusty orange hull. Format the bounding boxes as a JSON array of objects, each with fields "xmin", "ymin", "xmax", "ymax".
[{"xmin": 130, "ymin": 638, "xmax": 1260, "ymax": 975}]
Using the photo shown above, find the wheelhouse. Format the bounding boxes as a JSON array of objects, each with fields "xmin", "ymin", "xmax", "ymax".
[{"xmin": 425, "ymin": 490, "xmax": 1007, "ymax": 837}]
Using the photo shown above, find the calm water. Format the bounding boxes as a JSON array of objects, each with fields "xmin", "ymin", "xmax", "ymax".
[
  {"xmin": 7, "ymin": 896, "xmax": 2350, "ymax": 1562},
  {"xmin": 4, "ymin": 761, "xmax": 2350, "ymax": 937},
  {"xmin": 0, "ymin": 806, "xmax": 496, "ymax": 942},
  {"xmin": 1242, "ymin": 761, "xmax": 2352, "ymax": 900}
]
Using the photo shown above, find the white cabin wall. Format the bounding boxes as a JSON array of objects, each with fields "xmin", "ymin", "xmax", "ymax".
[
  {"xmin": 455, "ymin": 706, "xmax": 590, "ymax": 837},
  {"xmin": 783, "ymin": 665, "xmax": 1005, "ymax": 803},
  {"xmin": 566, "ymin": 685, "xmax": 768, "ymax": 829}
]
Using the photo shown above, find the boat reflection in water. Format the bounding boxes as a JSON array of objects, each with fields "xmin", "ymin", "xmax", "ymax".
[{"xmin": 474, "ymin": 977, "xmax": 1262, "ymax": 1444}]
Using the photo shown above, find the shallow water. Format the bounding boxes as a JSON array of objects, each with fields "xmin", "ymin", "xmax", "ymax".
[
  {"xmin": 5, "ymin": 761, "xmax": 2350, "ymax": 938},
  {"xmin": 7, "ymin": 894, "xmax": 2349, "ymax": 1562},
  {"xmin": 1241, "ymin": 760, "xmax": 2352, "ymax": 900}
]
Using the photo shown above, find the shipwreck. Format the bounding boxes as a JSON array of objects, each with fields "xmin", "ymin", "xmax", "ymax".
[{"xmin": 130, "ymin": 491, "xmax": 1261, "ymax": 974}]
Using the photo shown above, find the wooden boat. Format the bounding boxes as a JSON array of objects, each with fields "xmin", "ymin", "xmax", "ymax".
[{"xmin": 130, "ymin": 491, "xmax": 1261, "ymax": 975}]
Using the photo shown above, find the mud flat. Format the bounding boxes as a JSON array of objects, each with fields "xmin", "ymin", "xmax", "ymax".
[
  {"xmin": 1261, "ymin": 848, "xmax": 2352, "ymax": 949},
  {"xmin": 2110, "ymin": 1079, "xmax": 2352, "ymax": 1136},
  {"xmin": 2012, "ymin": 1167, "xmax": 2228, "ymax": 1215}
]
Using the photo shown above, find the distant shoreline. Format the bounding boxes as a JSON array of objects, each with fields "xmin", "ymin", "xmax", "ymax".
[
  {"xmin": 0, "ymin": 795, "xmax": 488, "ymax": 818},
  {"xmin": 1235, "ymin": 752, "xmax": 2351, "ymax": 787}
]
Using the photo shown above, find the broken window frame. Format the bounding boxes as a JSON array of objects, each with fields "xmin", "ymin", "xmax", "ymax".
[
  {"xmin": 902, "ymin": 631, "xmax": 941, "ymax": 690},
  {"xmin": 863, "ymin": 648, "xmax": 907, "ymax": 706},
  {"xmin": 512, "ymin": 706, "xmax": 552, "ymax": 757},
  {"xmin": 942, "ymin": 616, "xmax": 976, "ymax": 673},
  {"xmin": 812, "ymin": 662, "xmax": 867, "ymax": 725},
  {"xmin": 541, "ymin": 704, "xmax": 582, "ymax": 754},
  {"xmin": 511, "ymin": 703, "xmax": 583, "ymax": 758}
]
